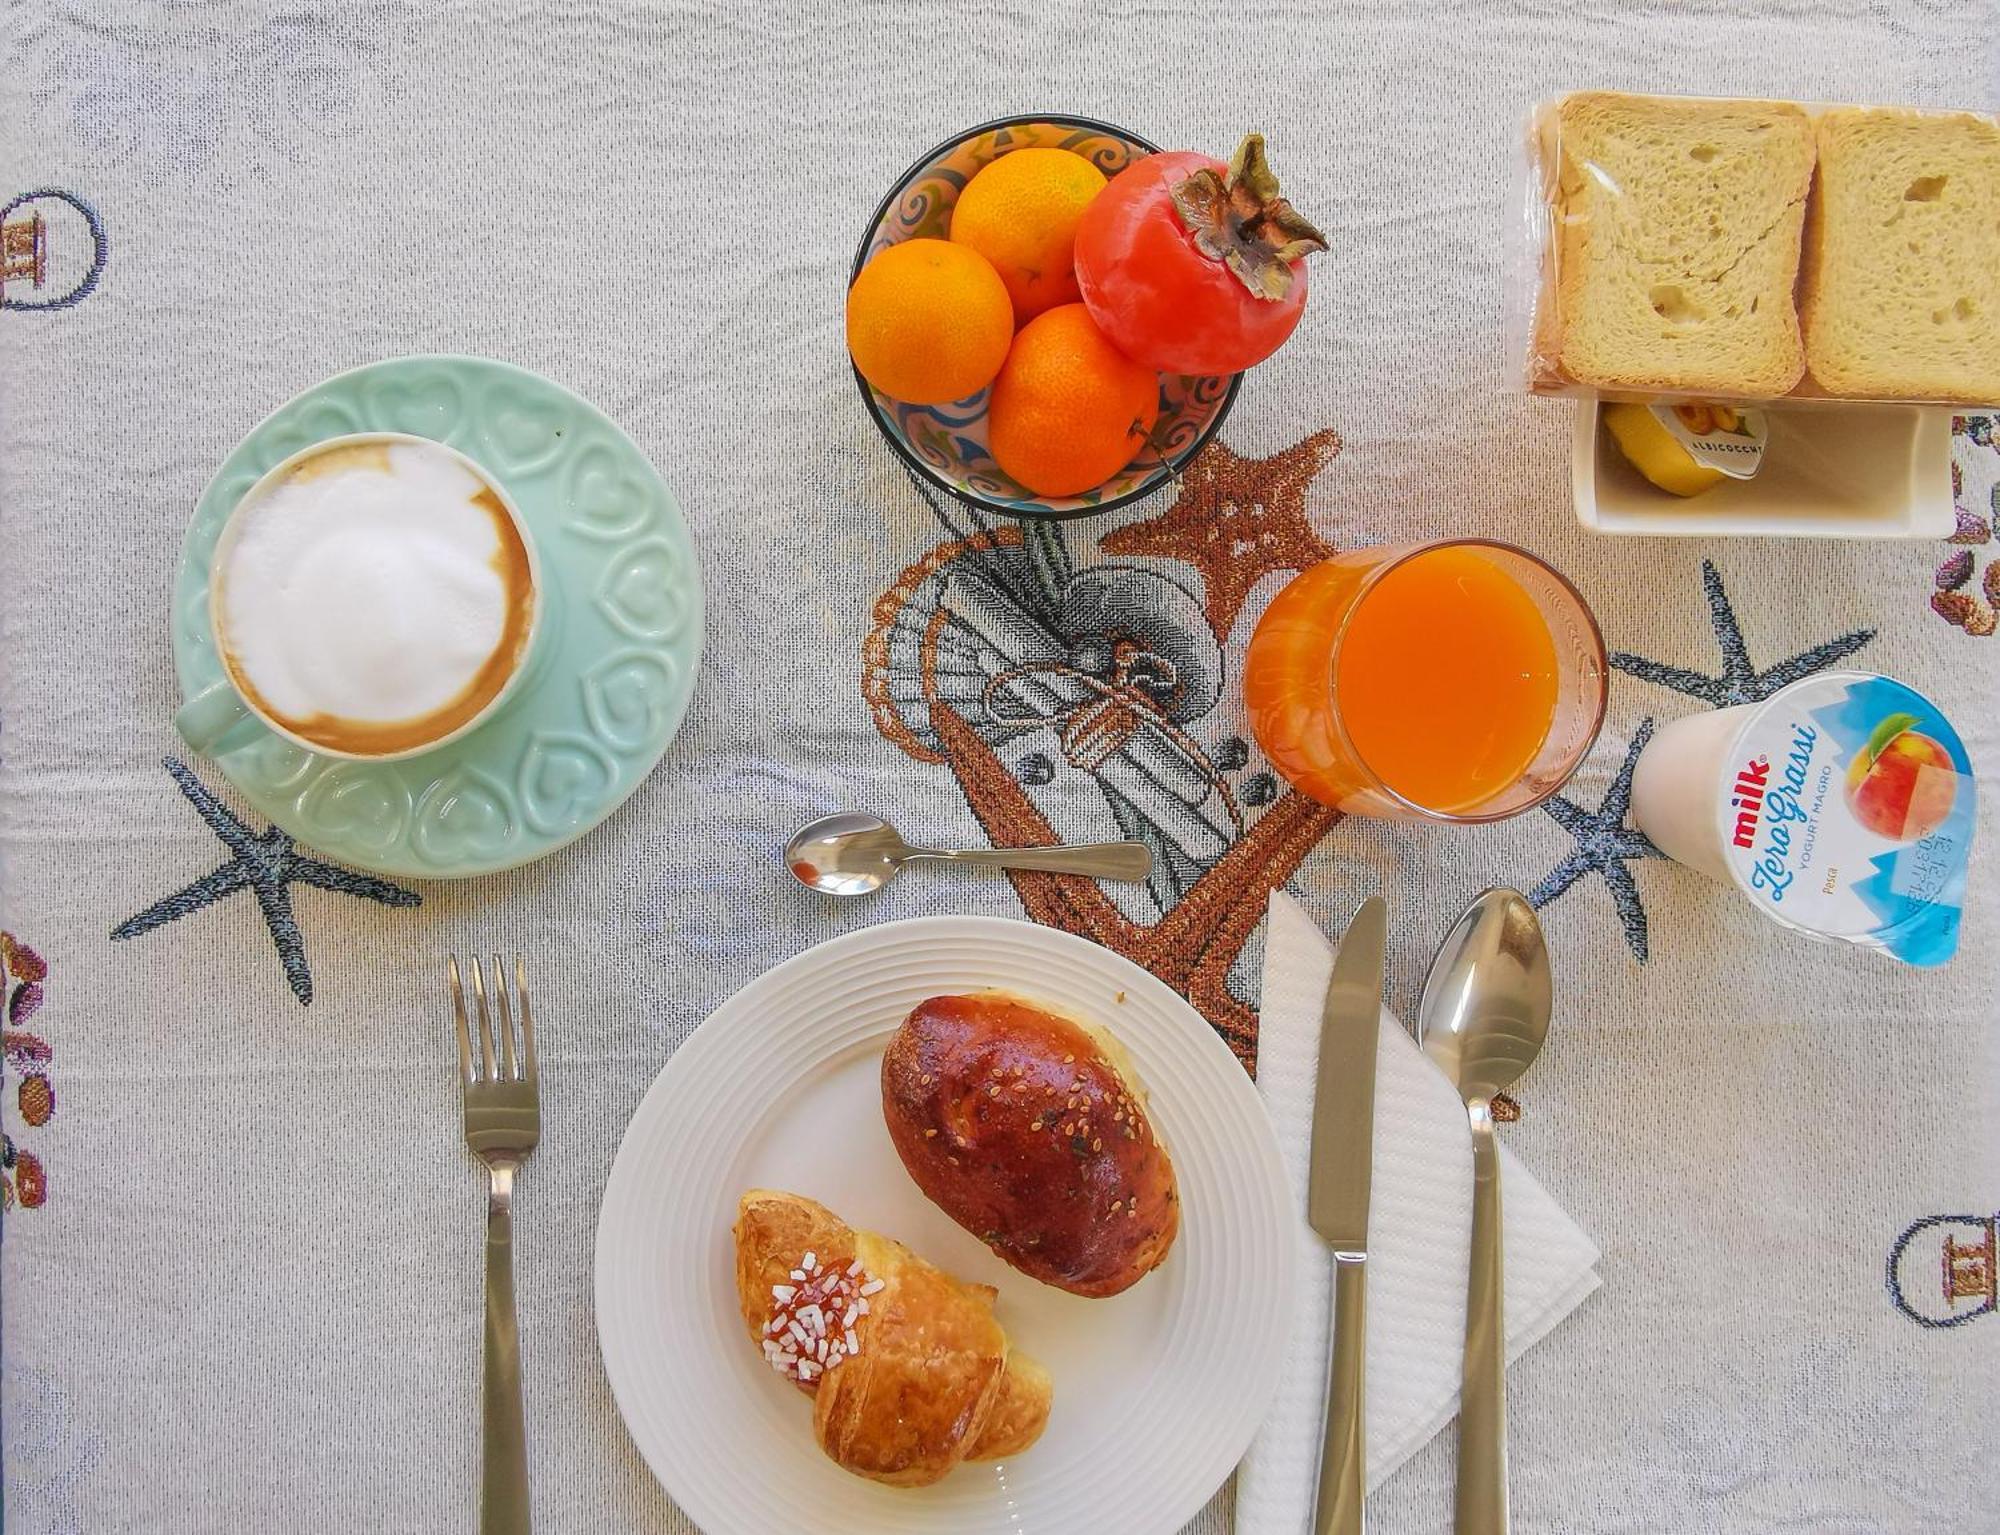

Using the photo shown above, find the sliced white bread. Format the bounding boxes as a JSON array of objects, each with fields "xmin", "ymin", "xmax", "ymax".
[
  {"xmin": 1552, "ymin": 92, "xmax": 1814, "ymax": 395},
  {"xmin": 1801, "ymin": 108, "xmax": 2000, "ymax": 402}
]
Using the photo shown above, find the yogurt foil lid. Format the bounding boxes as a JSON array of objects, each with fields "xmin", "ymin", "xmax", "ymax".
[{"xmin": 1717, "ymin": 673, "xmax": 1976, "ymax": 967}]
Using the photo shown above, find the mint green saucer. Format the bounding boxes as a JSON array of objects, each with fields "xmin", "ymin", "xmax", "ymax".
[{"xmin": 172, "ymin": 355, "xmax": 703, "ymax": 879}]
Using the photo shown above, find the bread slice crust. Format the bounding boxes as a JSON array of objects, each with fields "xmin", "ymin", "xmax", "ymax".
[
  {"xmin": 1801, "ymin": 107, "xmax": 2000, "ymax": 401},
  {"xmin": 1553, "ymin": 91, "xmax": 1814, "ymax": 395}
]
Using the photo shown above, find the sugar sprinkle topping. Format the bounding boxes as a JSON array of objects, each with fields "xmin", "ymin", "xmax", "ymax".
[{"xmin": 760, "ymin": 1250, "xmax": 877, "ymax": 1384}]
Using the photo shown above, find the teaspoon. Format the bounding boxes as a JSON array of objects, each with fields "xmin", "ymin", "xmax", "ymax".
[{"xmin": 784, "ymin": 812, "xmax": 1152, "ymax": 896}]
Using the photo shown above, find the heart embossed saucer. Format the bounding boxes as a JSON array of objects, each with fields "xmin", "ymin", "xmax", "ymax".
[{"xmin": 172, "ymin": 355, "xmax": 703, "ymax": 879}]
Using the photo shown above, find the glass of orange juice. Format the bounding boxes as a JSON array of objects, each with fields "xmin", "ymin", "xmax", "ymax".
[{"xmin": 1244, "ymin": 539, "xmax": 1607, "ymax": 820}]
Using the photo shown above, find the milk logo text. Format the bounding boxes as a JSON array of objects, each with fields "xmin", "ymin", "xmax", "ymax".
[{"xmin": 1729, "ymin": 756, "xmax": 1770, "ymax": 849}]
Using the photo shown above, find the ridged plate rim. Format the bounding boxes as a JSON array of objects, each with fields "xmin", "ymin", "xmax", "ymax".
[{"xmin": 594, "ymin": 915, "xmax": 1295, "ymax": 1535}]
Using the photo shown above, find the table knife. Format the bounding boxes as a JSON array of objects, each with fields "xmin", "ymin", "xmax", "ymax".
[{"xmin": 1308, "ymin": 896, "xmax": 1387, "ymax": 1535}]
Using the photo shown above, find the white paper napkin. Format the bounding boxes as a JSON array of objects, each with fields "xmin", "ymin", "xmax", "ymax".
[{"xmin": 1235, "ymin": 892, "xmax": 1602, "ymax": 1530}]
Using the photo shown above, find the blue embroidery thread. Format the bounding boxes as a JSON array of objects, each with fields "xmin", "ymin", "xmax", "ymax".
[
  {"xmin": 1886, "ymin": 1213, "xmax": 1998, "ymax": 1329},
  {"xmin": 1527, "ymin": 719, "xmax": 1668, "ymax": 962},
  {"xmin": 6, "ymin": 1367, "xmax": 102, "ymax": 1535},
  {"xmin": 1610, "ymin": 559, "xmax": 1874, "ymax": 706},
  {"xmin": 1557, "ymin": 561, "xmax": 1878, "ymax": 961},
  {"xmin": 0, "ymin": 190, "xmax": 106, "ymax": 311},
  {"xmin": 111, "ymin": 758, "xmax": 420, "ymax": 1005}
]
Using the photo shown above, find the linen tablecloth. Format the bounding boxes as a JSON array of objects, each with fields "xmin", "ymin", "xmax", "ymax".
[{"xmin": 3, "ymin": 4, "xmax": 1996, "ymax": 1532}]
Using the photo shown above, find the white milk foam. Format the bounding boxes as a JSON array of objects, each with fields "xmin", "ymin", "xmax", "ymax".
[{"xmin": 219, "ymin": 440, "xmax": 517, "ymax": 727}]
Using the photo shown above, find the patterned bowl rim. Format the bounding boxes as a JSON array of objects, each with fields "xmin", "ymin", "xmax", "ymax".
[{"xmin": 847, "ymin": 112, "xmax": 1243, "ymax": 523}]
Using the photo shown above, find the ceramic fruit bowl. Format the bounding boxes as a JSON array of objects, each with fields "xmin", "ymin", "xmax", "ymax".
[{"xmin": 850, "ymin": 114, "xmax": 1241, "ymax": 521}]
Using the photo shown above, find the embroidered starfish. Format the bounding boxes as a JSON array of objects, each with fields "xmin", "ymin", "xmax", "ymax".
[
  {"xmin": 1100, "ymin": 429, "xmax": 1342, "ymax": 642},
  {"xmin": 1527, "ymin": 720, "xmax": 1669, "ymax": 963},
  {"xmin": 111, "ymin": 758, "xmax": 420, "ymax": 1004},
  {"xmin": 1610, "ymin": 560, "xmax": 1874, "ymax": 705}
]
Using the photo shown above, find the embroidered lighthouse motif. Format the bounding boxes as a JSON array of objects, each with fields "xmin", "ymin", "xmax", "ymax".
[
  {"xmin": 1887, "ymin": 1213, "xmax": 1999, "ymax": 1328},
  {"xmin": 0, "ymin": 210, "xmax": 46, "ymax": 297},
  {"xmin": 0, "ymin": 190, "xmax": 107, "ymax": 310},
  {"xmin": 1943, "ymin": 1222, "xmax": 1997, "ymax": 1307}
]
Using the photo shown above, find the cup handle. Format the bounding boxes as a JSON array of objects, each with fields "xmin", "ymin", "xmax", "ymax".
[{"xmin": 174, "ymin": 680, "xmax": 263, "ymax": 756}]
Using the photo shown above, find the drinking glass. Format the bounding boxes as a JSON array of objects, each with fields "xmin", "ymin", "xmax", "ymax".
[{"xmin": 1243, "ymin": 539, "xmax": 1607, "ymax": 821}]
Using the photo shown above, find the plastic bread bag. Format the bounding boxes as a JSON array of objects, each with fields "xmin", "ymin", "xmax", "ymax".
[{"xmin": 1514, "ymin": 91, "xmax": 2000, "ymax": 408}]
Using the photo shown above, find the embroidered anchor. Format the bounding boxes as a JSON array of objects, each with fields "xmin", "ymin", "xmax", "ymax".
[{"xmin": 863, "ymin": 436, "xmax": 1349, "ymax": 1070}]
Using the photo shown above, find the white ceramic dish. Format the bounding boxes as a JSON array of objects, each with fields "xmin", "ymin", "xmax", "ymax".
[
  {"xmin": 1572, "ymin": 398, "xmax": 1955, "ymax": 538},
  {"xmin": 595, "ymin": 915, "xmax": 1295, "ymax": 1535}
]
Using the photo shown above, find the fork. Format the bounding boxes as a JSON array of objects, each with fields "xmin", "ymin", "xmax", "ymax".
[{"xmin": 450, "ymin": 955, "xmax": 540, "ymax": 1535}]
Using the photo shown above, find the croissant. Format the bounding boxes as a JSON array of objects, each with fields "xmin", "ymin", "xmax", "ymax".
[{"xmin": 732, "ymin": 1189, "xmax": 1052, "ymax": 1486}]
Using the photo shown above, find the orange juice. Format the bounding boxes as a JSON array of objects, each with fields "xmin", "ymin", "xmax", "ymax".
[{"xmin": 1245, "ymin": 544, "xmax": 1563, "ymax": 815}]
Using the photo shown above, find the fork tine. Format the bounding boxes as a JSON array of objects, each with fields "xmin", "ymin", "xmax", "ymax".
[
  {"xmin": 471, "ymin": 955, "xmax": 497, "ymax": 1081},
  {"xmin": 491, "ymin": 953, "xmax": 517, "ymax": 1080},
  {"xmin": 448, "ymin": 956, "xmax": 473, "ymax": 1086},
  {"xmin": 515, "ymin": 955, "xmax": 538, "ymax": 1083}
]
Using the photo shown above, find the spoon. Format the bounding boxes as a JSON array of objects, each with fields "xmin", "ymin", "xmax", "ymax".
[
  {"xmin": 1416, "ymin": 888, "xmax": 1552, "ymax": 1535},
  {"xmin": 784, "ymin": 812, "xmax": 1153, "ymax": 896}
]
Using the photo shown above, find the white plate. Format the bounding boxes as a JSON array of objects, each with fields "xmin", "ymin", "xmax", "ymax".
[{"xmin": 595, "ymin": 915, "xmax": 1296, "ymax": 1535}]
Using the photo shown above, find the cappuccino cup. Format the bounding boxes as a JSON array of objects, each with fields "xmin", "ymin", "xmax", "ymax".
[{"xmin": 177, "ymin": 433, "xmax": 541, "ymax": 762}]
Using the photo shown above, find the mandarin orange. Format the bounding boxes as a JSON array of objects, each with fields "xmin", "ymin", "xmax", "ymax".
[
  {"xmin": 987, "ymin": 303, "xmax": 1160, "ymax": 497},
  {"xmin": 949, "ymin": 148, "xmax": 1108, "ymax": 321},
  {"xmin": 846, "ymin": 238, "xmax": 1014, "ymax": 405}
]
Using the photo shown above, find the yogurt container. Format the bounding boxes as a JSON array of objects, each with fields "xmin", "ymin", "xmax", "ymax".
[{"xmin": 1630, "ymin": 672, "xmax": 1976, "ymax": 966}]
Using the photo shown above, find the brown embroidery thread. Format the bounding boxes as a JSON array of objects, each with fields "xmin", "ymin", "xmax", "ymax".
[
  {"xmin": 864, "ymin": 433, "xmax": 1350, "ymax": 1070},
  {"xmin": 1101, "ymin": 429, "xmax": 1342, "ymax": 642},
  {"xmin": 0, "ymin": 211, "xmax": 47, "ymax": 298}
]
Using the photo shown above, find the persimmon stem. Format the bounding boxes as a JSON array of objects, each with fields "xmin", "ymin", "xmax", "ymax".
[{"xmin": 1168, "ymin": 132, "xmax": 1327, "ymax": 303}]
